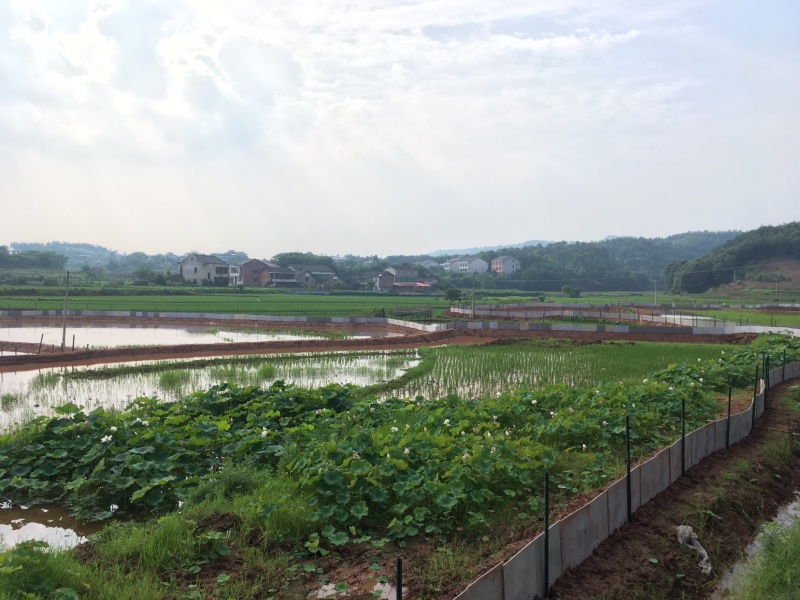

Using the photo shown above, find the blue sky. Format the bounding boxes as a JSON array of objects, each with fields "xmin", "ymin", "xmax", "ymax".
[{"xmin": 1, "ymin": 0, "xmax": 798, "ymax": 258}]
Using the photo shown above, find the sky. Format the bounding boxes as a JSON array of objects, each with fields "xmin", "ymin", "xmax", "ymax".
[{"xmin": 1, "ymin": 0, "xmax": 799, "ymax": 259}]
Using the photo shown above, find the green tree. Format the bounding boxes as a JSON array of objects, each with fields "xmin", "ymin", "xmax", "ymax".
[{"xmin": 445, "ymin": 288, "xmax": 462, "ymax": 301}]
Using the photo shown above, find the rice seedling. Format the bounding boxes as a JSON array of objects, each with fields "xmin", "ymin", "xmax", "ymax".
[
  {"xmin": 29, "ymin": 371, "xmax": 60, "ymax": 390},
  {"xmin": 0, "ymin": 393, "xmax": 20, "ymax": 411},
  {"xmin": 256, "ymin": 363, "xmax": 277, "ymax": 381},
  {"xmin": 158, "ymin": 370, "xmax": 192, "ymax": 392}
]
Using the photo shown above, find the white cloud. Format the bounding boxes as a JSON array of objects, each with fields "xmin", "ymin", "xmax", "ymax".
[{"xmin": 1, "ymin": 0, "xmax": 798, "ymax": 255}]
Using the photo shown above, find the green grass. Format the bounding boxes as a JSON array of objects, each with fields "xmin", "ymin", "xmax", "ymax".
[
  {"xmin": 0, "ymin": 290, "xmax": 450, "ymax": 320},
  {"xmin": 732, "ymin": 518, "xmax": 800, "ymax": 600},
  {"xmin": 690, "ymin": 308, "xmax": 800, "ymax": 328}
]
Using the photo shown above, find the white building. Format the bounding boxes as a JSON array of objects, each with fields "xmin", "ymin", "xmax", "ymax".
[
  {"xmin": 458, "ymin": 256, "xmax": 489, "ymax": 273},
  {"xmin": 179, "ymin": 254, "xmax": 229, "ymax": 285}
]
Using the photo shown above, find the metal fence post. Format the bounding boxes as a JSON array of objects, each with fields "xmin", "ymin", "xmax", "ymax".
[
  {"xmin": 681, "ymin": 398, "xmax": 686, "ymax": 476},
  {"xmin": 752, "ymin": 364, "xmax": 759, "ymax": 429},
  {"xmin": 396, "ymin": 557, "xmax": 402, "ymax": 600},
  {"xmin": 626, "ymin": 415, "xmax": 632, "ymax": 522},
  {"xmin": 726, "ymin": 387, "xmax": 732, "ymax": 449},
  {"xmin": 544, "ymin": 472, "xmax": 550, "ymax": 598}
]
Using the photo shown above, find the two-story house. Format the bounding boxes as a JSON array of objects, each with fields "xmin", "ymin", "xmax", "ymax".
[
  {"xmin": 264, "ymin": 264, "xmax": 297, "ymax": 287},
  {"xmin": 229, "ymin": 259, "xmax": 269, "ymax": 286},
  {"xmin": 179, "ymin": 254, "xmax": 229, "ymax": 285},
  {"xmin": 491, "ymin": 255, "xmax": 521, "ymax": 274},
  {"xmin": 290, "ymin": 264, "xmax": 340, "ymax": 290},
  {"xmin": 458, "ymin": 256, "xmax": 489, "ymax": 273},
  {"xmin": 375, "ymin": 265, "xmax": 430, "ymax": 293}
]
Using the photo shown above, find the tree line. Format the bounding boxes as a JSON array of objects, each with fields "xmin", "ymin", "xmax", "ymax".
[{"xmin": 663, "ymin": 222, "xmax": 800, "ymax": 293}]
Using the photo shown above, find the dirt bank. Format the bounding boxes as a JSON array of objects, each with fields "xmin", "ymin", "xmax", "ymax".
[
  {"xmin": 0, "ymin": 327, "xmax": 757, "ymax": 373},
  {"xmin": 547, "ymin": 381, "xmax": 800, "ymax": 600}
]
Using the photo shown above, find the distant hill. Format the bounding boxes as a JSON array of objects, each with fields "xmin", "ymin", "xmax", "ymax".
[
  {"xmin": 10, "ymin": 229, "xmax": 746, "ymax": 291},
  {"xmin": 664, "ymin": 222, "xmax": 800, "ymax": 293},
  {"xmin": 428, "ymin": 240, "xmax": 553, "ymax": 257},
  {"xmin": 9, "ymin": 242, "xmax": 255, "ymax": 273}
]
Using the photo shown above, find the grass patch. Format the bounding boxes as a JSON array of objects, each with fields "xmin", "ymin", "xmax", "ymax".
[{"xmin": 733, "ymin": 518, "xmax": 800, "ymax": 599}]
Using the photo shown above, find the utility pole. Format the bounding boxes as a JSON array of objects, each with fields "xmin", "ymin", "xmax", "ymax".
[
  {"xmin": 654, "ymin": 279, "xmax": 657, "ymax": 305},
  {"xmin": 61, "ymin": 270, "xmax": 70, "ymax": 351},
  {"xmin": 471, "ymin": 273, "xmax": 476, "ymax": 318}
]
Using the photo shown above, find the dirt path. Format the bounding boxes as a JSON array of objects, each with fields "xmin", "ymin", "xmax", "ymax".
[{"xmin": 547, "ymin": 381, "xmax": 800, "ymax": 600}]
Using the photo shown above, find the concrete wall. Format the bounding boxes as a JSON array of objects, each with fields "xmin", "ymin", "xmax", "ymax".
[
  {"xmin": 453, "ymin": 363, "xmax": 796, "ymax": 600},
  {"xmin": 4, "ymin": 310, "xmax": 797, "ymax": 339}
]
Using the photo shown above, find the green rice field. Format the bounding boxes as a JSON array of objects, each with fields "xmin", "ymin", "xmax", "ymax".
[{"xmin": 0, "ymin": 340, "xmax": 741, "ymax": 432}]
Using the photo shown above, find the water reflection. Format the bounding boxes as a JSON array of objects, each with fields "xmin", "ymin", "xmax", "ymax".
[
  {"xmin": 0, "ymin": 324, "xmax": 323, "ymax": 348},
  {"xmin": 0, "ymin": 324, "xmax": 402, "ymax": 349},
  {"xmin": 0, "ymin": 503, "xmax": 101, "ymax": 550}
]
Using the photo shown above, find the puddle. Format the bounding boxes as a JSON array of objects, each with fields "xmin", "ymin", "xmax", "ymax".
[
  {"xmin": 0, "ymin": 503, "xmax": 103, "ymax": 550},
  {"xmin": 708, "ymin": 489, "xmax": 800, "ymax": 598}
]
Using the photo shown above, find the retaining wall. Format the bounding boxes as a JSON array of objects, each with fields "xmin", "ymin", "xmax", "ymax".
[{"xmin": 453, "ymin": 361, "xmax": 800, "ymax": 600}]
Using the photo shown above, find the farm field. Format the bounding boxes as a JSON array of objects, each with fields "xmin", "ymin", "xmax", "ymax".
[
  {"xmin": 0, "ymin": 341, "xmax": 742, "ymax": 434},
  {"xmin": 0, "ymin": 350, "xmax": 420, "ymax": 432},
  {"xmin": 689, "ymin": 307, "xmax": 800, "ymax": 328},
  {"xmin": 390, "ymin": 340, "xmax": 742, "ymax": 399},
  {"xmin": 2, "ymin": 285, "xmax": 800, "ymax": 320},
  {"xmin": 1, "ymin": 335, "xmax": 795, "ymax": 599},
  {"xmin": 0, "ymin": 290, "xmax": 450, "ymax": 320}
]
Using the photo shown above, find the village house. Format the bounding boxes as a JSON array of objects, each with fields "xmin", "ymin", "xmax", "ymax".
[
  {"xmin": 264, "ymin": 264, "xmax": 297, "ymax": 287},
  {"xmin": 375, "ymin": 265, "xmax": 430, "ymax": 293},
  {"xmin": 179, "ymin": 254, "xmax": 229, "ymax": 285},
  {"xmin": 491, "ymin": 255, "xmax": 521, "ymax": 274},
  {"xmin": 458, "ymin": 256, "xmax": 489, "ymax": 273},
  {"xmin": 441, "ymin": 256, "xmax": 465, "ymax": 271},
  {"xmin": 230, "ymin": 259, "xmax": 269, "ymax": 286},
  {"xmin": 290, "ymin": 264, "xmax": 339, "ymax": 290}
]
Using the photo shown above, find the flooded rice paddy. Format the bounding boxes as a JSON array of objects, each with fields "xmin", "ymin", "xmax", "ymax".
[
  {"xmin": 0, "ymin": 323, "xmax": 400, "ymax": 350},
  {"xmin": 0, "ymin": 351, "xmax": 420, "ymax": 432}
]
